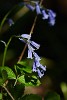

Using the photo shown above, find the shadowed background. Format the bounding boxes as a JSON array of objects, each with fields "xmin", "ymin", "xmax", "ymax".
[{"xmin": 0, "ymin": 0, "xmax": 67, "ymax": 100}]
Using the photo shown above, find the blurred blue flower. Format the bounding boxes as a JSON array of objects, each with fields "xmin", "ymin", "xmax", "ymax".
[
  {"xmin": 35, "ymin": 2, "xmax": 41, "ymax": 15},
  {"xmin": 25, "ymin": 2, "xmax": 56, "ymax": 26},
  {"xmin": 48, "ymin": 10, "xmax": 56, "ymax": 26},
  {"xmin": 8, "ymin": 19, "xmax": 14, "ymax": 26},
  {"xmin": 26, "ymin": 4, "xmax": 35, "ymax": 11},
  {"xmin": 42, "ymin": 10, "xmax": 48, "ymax": 20}
]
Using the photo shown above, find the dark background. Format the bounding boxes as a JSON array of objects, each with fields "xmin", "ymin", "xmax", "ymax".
[{"xmin": 0, "ymin": 0, "xmax": 67, "ymax": 99}]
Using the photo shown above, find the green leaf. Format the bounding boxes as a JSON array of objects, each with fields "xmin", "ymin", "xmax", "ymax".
[
  {"xmin": 0, "ymin": 93, "xmax": 2, "ymax": 99},
  {"xmin": 17, "ymin": 75, "xmax": 34, "ymax": 86},
  {"xmin": 18, "ymin": 75, "xmax": 41, "ymax": 86},
  {"xmin": 21, "ymin": 94, "xmax": 42, "ymax": 100},
  {"xmin": 44, "ymin": 92, "xmax": 60, "ymax": 100},
  {"xmin": 17, "ymin": 61, "xmax": 32, "ymax": 73},
  {"xmin": 1, "ymin": 66, "xmax": 16, "ymax": 79},
  {"xmin": 2, "ymin": 70, "xmax": 8, "ymax": 82},
  {"xmin": 0, "ymin": 78, "xmax": 4, "ymax": 86}
]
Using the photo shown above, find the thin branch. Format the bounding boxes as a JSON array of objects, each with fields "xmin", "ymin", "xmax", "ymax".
[{"xmin": 2, "ymin": 85, "xmax": 15, "ymax": 100}]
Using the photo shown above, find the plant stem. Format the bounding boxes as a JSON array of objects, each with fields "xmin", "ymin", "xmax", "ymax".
[
  {"xmin": 2, "ymin": 36, "xmax": 13, "ymax": 66},
  {"xmin": 2, "ymin": 85, "xmax": 15, "ymax": 100},
  {"xmin": 18, "ymin": 0, "xmax": 43, "ymax": 62}
]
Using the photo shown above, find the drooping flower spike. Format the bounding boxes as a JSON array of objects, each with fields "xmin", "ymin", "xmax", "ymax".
[
  {"xmin": 19, "ymin": 34, "xmax": 46, "ymax": 78},
  {"xmin": 24, "ymin": 1, "xmax": 56, "ymax": 26}
]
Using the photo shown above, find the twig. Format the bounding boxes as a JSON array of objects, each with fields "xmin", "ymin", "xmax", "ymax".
[
  {"xmin": 2, "ymin": 85, "xmax": 15, "ymax": 100},
  {"xmin": 18, "ymin": 0, "xmax": 43, "ymax": 62}
]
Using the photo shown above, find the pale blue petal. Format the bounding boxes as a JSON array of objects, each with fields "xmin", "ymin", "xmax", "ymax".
[
  {"xmin": 33, "ymin": 52, "xmax": 41, "ymax": 61},
  {"xmin": 35, "ymin": 3, "xmax": 41, "ymax": 15},
  {"xmin": 37, "ymin": 69, "xmax": 44, "ymax": 78},
  {"xmin": 28, "ymin": 45, "xmax": 35, "ymax": 52},
  {"xmin": 31, "ymin": 41, "xmax": 40, "ymax": 49},
  {"xmin": 40, "ymin": 65, "xmax": 46, "ymax": 71},
  {"xmin": 26, "ymin": 4, "xmax": 35, "ymax": 11},
  {"xmin": 48, "ymin": 10, "xmax": 56, "ymax": 26},
  {"xmin": 49, "ymin": 18, "xmax": 55, "ymax": 26},
  {"xmin": 27, "ymin": 49, "xmax": 33, "ymax": 59},
  {"xmin": 19, "ymin": 38, "xmax": 25, "ymax": 43},
  {"xmin": 8, "ymin": 19, "xmax": 14, "ymax": 26},
  {"xmin": 35, "ymin": 60, "xmax": 40, "ymax": 67},
  {"xmin": 48, "ymin": 10, "xmax": 56, "ymax": 17},
  {"xmin": 21, "ymin": 34, "xmax": 31, "ymax": 39},
  {"xmin": 32, "ymin": 62, "xmax": 37, "ymax": 72},
  {"xmin": 42, "ymin": 10, "xmax": 48, "ymax": 19}
]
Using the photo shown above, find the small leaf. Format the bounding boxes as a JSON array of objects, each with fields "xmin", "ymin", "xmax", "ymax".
[
  {"xmin": 1, "ymin": 66, "xmax": 16, "ymax": 79},
  {"xmin": 21, "ymin": 94, "xmax": 42, "ymax": 100},
  {"xmin": 17, "ymin": 61, "xmax": 32, "ymax": 73},
  {"xmin": 44, "ymin": 92, "xmax": 60, "ymax": 100}
]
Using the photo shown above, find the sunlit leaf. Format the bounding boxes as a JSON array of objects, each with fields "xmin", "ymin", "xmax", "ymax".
[
  {"xmin": 1, "ymin": 66, "xmax": 16, "ymax": 79},
  {"xmin": 18, "ymin": 75, "xmax": 41, "ymax": 86},
  {"xmin": 17, "ymin": 61, "xmax": 32, "ymax": 73},
  {"xmin": 0, "ymin": 93, "xmax": 2, "ymax": 99}
]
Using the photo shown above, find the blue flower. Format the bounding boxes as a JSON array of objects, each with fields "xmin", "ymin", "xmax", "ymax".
[
  {"xmin": 25, "ymin": 2, "xmax": 56, "ymax": 26},
  {"xmin": 27, "ymin": 44, "xmax": 34, "ymax": 59},
  {"xmin": 32, "ymin": 52, "xmax": 46, "ymax": 78},
  {"xmin": 26, "ymin": 4, "xmax": 35, "ymax": 11},
  {"xmin": 35, "ymin": 2, "xmax": 41, "ymax": 15},
  {"xmin": 19, "ymin": 34, "xmax": 46, "ymax": 78},
  {"xmin": 20, "ymin": 34, "xmax": 31, "ymax": 40},
  {"xmin": 41, "ymin": 10, "xmax": 48, "ymax": 20},
  {"xmin": 48, "ymin": 10, "xmax": 56, "ymax": 26},
  {"xmin": 19, "ymin": 34, "xmax": 40, "ymax": 59},
  {"xmin": 8, "ymin": 19, "xmax": 14, "ymax": 26},
  {"xmin": 30, "ymin": 41, "xmax": 40, "ymax": 49},
  {"xmin": 27, "ymin": 41, "xmax": 40, "ymax": 59},
  {"xmin": 37, "ymin": 69, "xmax": 44, "ymax": 78}
]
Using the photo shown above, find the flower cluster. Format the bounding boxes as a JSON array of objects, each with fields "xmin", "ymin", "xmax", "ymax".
[
  {"xmin": 25, "ymin": 1, "xmax": 56, "ymax": 26},
  {"xmin": 19, "ymin": 34, "xmax": 46, "ymax": 78}
]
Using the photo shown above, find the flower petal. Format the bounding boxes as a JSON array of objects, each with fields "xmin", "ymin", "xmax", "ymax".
[
  {"xmin": 48, "ymin": 10, "xmax": 56, "ymax": 17},
  {"xmin": 33, "ymin": 52, "xmax": 41, "ymax": 61},
  {"xmin": 27, "ymin": 48, "xmax": 33, "ymax": 59},
  {"xmin": 21, "ymin": 34, "xmax": 31, "ymax": 39},
  {"xmin": 40, "ymin": 65, "xmax": 46, "ymax": 71},
  {"xmin": 37, "ymin": 69, "xmax": 44, "ymax": 78},
  {"xmin": 32, "ymin": 62, "xmax": 37, "ymax": 72},
  {"xmin": 8, "ymin": 19, "xmax": 14, "ymax": 26},
  {"xmin": 42, "ymin": 10, "xmax": 48, "ymax": 20},
  {"xmin": 26, "ymin": 4, "xmax": 35, "ymax": 11},
  {"xmin": 48, "ymin": 10, "xmax": 56, "ymax": 26},
  {"xmin": 30, "ymin": 41, "xmax": 40, "ymax": 49},
  {"xmin": 35, "ymin": 3, "xmax": 41, "ymax": 15}
]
